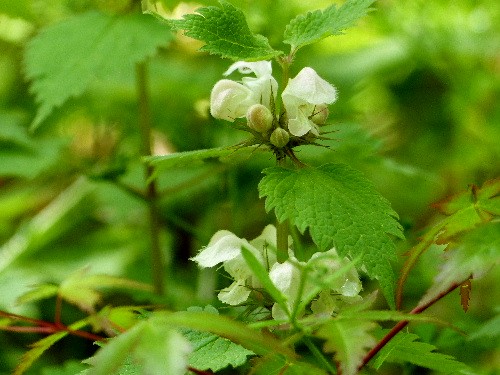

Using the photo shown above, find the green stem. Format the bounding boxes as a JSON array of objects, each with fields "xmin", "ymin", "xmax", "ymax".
[
  {"xmin": 276, "ymin": 157, "xmax": 289, "ymax": 263},
  {"xmin": 136, "ymin": 61, "xmax": 164, "ymax": 296}
]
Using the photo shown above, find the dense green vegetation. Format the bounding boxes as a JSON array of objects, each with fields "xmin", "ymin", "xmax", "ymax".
[{"xmin": 0, "ymin": 0, "xmax": 498, "ymax": 374}]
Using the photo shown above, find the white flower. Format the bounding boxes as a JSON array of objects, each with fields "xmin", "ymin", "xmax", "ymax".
[
  {"xmin": 191, "ymin": 225, "xmax": 278, "ymax": 305},
  {"xmin": 210, "ymin": 61, "xmax": 278, "ymax": 122},
  {"xmin": 269, "ymin": 248, "xmax": 361, "ymax": 320},
  {"xmin": 191, "ymin": 225, "xmax": 361, "ymax": 320},
  {"xmin": 282, "ymin": 67, "xmax": 337, "ymax": 136}
]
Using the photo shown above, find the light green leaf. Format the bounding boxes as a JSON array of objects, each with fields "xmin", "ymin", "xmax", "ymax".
[
  {"xmin": 258, "ymin": 163, "xmax": 403, "ymax": 308},
  {"xmin": 13, "ymin": 319, "xmax": 89, "ymax": 375},
  {"xmin": 59, "ymin": 268, "xmax": 153, "ymax": 313},
  {"xmin": 283, "ymin": 0, "xmax": 375, "ymax": 52},
  {"xmin": 145, "ymin": 146, "xmax": 256, "ymax": 178},
  {"xmin": 16, "ymin": 283, "xmax": 59, "ymax": 305},
  {"xmin": 316, "ymin": 318, "xmax": 377, "ymax": 375},
  {"xmin": 83, "ymin": 318, "xmax": 191, "ymax": 375},
  {"xmin": 373, "ymin": 332, "xmax": 471, "ymax": 373},
  {"xmin": 240, "ymin": 245, "xmax": 289, "ymax": 316},
  {"xmin": 419, "ymin": 222, "xmax": 500, "ymax": 308},
  {"xmin": 162, "ymin": 0, "xmax": 282, "ymax": 61},
  {"xmin": 24, "ymin": 11, "xmax": 172, "ymax": 130}
]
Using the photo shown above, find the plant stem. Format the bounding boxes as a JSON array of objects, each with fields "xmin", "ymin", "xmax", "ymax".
[
  {"xmin": 136, "ymin": 61, "xmax": 164, "ymax": 296},
  {"xmin": 358, "ymin": 278, "xmax": 467, "ymax": 371},
  {"xmin": 276, "ymin": 157, "xmax": 289, "ymax": 263}
]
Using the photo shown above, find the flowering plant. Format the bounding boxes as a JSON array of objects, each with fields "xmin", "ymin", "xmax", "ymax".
[
  {"xmin": 210, "ymin": 60, "xmax": 338, "ymax": 161},
  {"xmin": 192, "ymin": 225, "xmax": 362, "ymax": 321}
]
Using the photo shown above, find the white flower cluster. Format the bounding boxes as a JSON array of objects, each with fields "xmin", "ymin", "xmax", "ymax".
[
  {"xmin": 210, "ymin": 61, "xmax": 337, "ymax": 146},
  {"xmin": 191, "ymin": 225, "xmax": 361, "ymax": 320}
]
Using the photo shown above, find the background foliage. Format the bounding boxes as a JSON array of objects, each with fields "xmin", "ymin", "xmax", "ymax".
[{"xmin": 0, "ymin": 0, "xmax": 499, "ymax": 373}]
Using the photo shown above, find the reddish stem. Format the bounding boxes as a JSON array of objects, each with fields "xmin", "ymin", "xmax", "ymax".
[
  {"xmin": 187, "ymin": 367, "xmax": 213, "ymax": 375},
  {"xmin": 54, "ymin": 294, "xmax": 63, "ymax": 327},
  {"xmin": 0, "ymin": 309, "xmax": 105, "ymax": 342},
  {"xmin": 358, "ymin": 278, "xmax": 466, "ymax": 371}
]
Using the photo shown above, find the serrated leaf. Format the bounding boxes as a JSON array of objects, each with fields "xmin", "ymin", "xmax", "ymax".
[
  {"xmin": 59, "ymin": 268, "xmax": 153, "ymax": 313},
  {"xmin": 163, "ymin": 0, "xmax": 282, "ymax": 61},
  {"xmin": 83, "ymin": 318, "xmax": 191, "ymax": 375},
  {"xmin": 156, "ymin": 311, "xmax": 296, "ymax": 359},
  {"xmin": 14, "ymin": 319, "xmax": 89, "ymax": 375},
  {"xmin": 184, "ymin": 328, "xmax": 254, "ymax": 371},
  {"xmin": 24, "ymin": 11, "xmax": 171, "ymax": 130},
  {"xmin": 179, "ymin": 305, "xmax": 254, "ymax": 371},
  {"xmin": 252, "ymin": 355, "xmax": 329, "ymax": 375},
  {"xmin": 258, "ymin": 163, "xmax": 403, "ymax": 308},
  {"xmin": 397, "ymin": 178, "xmax": 500, "ymax": 308},
  {"xmin": 373, "ymin": 332, "xmax": 471, "ymax": 373},
  {"xmin": 283, "ymin": 0, "xmax": 375, "ymax": 52},
  {"xmin": 419, "ymin": 222, "xmax": 500, "ymax": 308},
  {"xmin": 316, "ymin": 318, "xmax": 377, "ymax": 375}
]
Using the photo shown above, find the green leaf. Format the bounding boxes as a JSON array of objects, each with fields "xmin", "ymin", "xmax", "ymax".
[
  {"xmin": 58, "ymin": 268, "xmax": 153, "ymax": 313},
  {"xmin": 419, "ymin": 222, "xmax": 500, "ymax": 308},
  {"xmin": 83, "ymin": 318, "xmax": 191, "ymax": 375},
  {"xmin": 397, "ymin": 178, "xmax": 500, "ymax": 308},
  {"xmin": 0, "ymin": 113, "xmax": 66, "ymax": 178},
  {"xmin": 283, "ymin": 0, "xmax": 375, "ymax": 52},
  {"xmin": 16, "ymin": 283, "xmax": 59, "ymax": 305},
  {"xmin": 145, "ymin": 146, "xmax": 256, "ymax": 179},
  {"xmin": 316, "ymin": 318, "xmax": 377, "ymax": 375},
  {"xmin": 24, "ymin": 11, "xmax": 172, "ymax": 130},
  {"xmin": 161, "ymin": 0, "xmax": 282, "ymax": 61},
  {"xmin": 373, "ymin": 332, "xmax": 471, "ymax": 373},
  {"xmin": 240, "ymin": 245, "xmax": 289, "ymax": 317},
  {"xmin": 14, "ymin": 319, "xmax": 89, "ymax": 375},
  {"xmin": 156, "ymin": 311, "xmax": 296, "ymax": 359},
  {"xmin": 182, "ymin": 306, "xmax": 254, "ymax": 371},
  {"xmin": 258, "ymin": 163, "xmax": 403, "ymax": 308},
  {"xmin": 0, "ymin": 177, "xmax": 95, "ymax": 274},
  {"xmin": 468, "ymin": 307, "xmax": 500, "ymax": 341}
]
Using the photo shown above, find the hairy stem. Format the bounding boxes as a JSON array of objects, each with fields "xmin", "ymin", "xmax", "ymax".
[
  {"xmin": 358, "ymin": 278, "xmax": 467, "ymax": 371},
  {"xmin": 136, "ymin": 61, "xmax": 164, "ymax": 296}
]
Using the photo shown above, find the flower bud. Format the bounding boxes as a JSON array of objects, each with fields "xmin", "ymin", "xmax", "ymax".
[
  {"xmin": 310, "ymin": 104, "xmax": 329, "ymax": 125},
  {"xmin": 246, "ymin": 104, "xmax": 273, "ymax": 133},
  {"xmin": 270, "ymin": 128, "xmax": 290, "ymax": 148}
]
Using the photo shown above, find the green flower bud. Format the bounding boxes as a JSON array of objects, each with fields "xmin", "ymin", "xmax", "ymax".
[
  {"xmin": 270, "ymin": 128, "xmax": 290, "ymax": 148},
  {"xmin": 246, "ymin": 104, "xmax": 273, "ymax": 133},
  {"xmin": 310, "ymin": 104, "xmax": 329, "ymax": 125}
]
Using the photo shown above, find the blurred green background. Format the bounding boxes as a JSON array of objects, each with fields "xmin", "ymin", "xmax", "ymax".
[{"xmin": 0, "ymin": 0, "xmax": 498, "ymax": 373}]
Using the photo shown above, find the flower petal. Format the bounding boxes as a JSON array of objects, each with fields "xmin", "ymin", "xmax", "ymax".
[
  {"xmin": 191, "ymin": 230, "xmax": 247, "ymax": 268},
  {"xmin": 282, "ymin": 67, "xmax": 337, "ymax": 105},
  {"xmin": 223, "ymin": 61, "xmax": 273, "ymax": 78},
  {"xmin": 218, "ymin": 281, "xmax": 251, "ymax": 305},
  {"xmin": 210, "ymin": 79, "xmax": 253, "ymax": 121}
]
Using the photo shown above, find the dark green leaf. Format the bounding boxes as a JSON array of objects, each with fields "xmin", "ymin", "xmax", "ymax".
[
  {"xmin": 24, "ymin": 11, "xmax": 172, "ymax": 129},
  {"xmin": 258, "ymin": 163, "xmax": 403, "ymax": 308},
  {"xmin": 162, "ymin": 0, "xmax": 282, "ymax": 61},
  {"xmin": 373, "ymin": 332, "xmax": 471, "ymax": 373}
]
